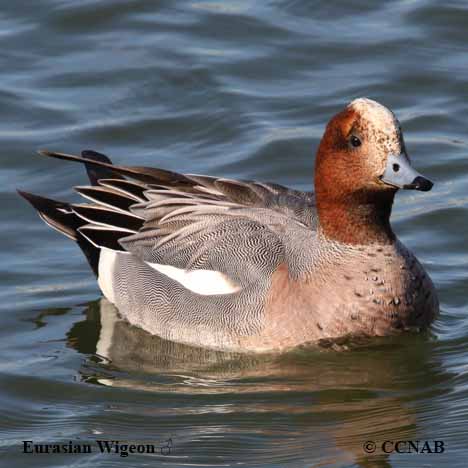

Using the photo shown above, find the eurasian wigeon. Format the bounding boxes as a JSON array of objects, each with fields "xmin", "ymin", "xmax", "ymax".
[{"xmin": 19, "ymin": 98, "xmax": 438, "ymax": 352}]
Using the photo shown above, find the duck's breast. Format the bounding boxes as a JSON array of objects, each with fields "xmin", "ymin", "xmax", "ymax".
[{"xmin": 260, "ymin": 240, "xmax": 438, "ymax": 346}]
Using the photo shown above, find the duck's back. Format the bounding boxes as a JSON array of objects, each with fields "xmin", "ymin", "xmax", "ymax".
[{"xmin": 20, "ymin": 151, "xmax": 322, "ymax": 352}]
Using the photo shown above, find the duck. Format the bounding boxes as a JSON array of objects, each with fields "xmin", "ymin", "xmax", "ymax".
[{"xmin": 19, "ymin": 98, "xmax": 439, "ymax": 353}]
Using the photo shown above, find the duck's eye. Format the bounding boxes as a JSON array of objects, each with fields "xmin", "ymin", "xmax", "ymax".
[{"xmin": 350, "ymin": 135, "xmax": 362, "ymax": 148}]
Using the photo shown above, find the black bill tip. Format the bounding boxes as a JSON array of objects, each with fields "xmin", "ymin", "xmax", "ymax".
[{"xmin": 404, "ymin": 176, "xmax": 433, "ymax": 192}]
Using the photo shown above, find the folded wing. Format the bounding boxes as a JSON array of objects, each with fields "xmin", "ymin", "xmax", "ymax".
[{"xmin": 24, "ymin": 150, "xmax": 317, "ymax": 294}]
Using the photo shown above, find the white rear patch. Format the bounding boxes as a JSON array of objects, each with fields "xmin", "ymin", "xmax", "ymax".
[
  {"xmin": 98, "ymin": 248, "xmax": 118, "ymax": 303},
  {"xmin": 146, "ymin": 262, "xmax": 241, "ymax": 295}
]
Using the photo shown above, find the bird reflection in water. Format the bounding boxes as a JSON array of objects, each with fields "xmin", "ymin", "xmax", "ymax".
[{"xmin": 61, "ymin": 298, "xmax": 446, "ymax": 468}]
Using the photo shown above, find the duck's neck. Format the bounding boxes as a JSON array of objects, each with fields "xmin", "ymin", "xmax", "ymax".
[{"xmin": 316, "ymin": 191, "xmax": 396, "ymax": 245}]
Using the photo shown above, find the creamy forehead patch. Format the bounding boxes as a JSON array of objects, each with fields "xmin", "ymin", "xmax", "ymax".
[
  {"xmin": 347, "ymin": 97, "xmax": 403, "ymax": 156},
  {"xmin": 348, "ymin": 98, "xmax": 398, "ymax": 130}
]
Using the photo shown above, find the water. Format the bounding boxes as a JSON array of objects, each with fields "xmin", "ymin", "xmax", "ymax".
[{"xmin": 1, "ymin": 1, "xmax": 468, "ymax": 466}]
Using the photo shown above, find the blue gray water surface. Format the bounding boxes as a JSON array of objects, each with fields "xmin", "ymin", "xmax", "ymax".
[{"xmin": 1, "ymin": 1, "xmax": 468, "ymax": 467}]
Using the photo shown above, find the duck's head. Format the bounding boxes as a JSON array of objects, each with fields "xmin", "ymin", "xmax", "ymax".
[
  {"xmin": 315, "ymin": 98, "xmax": 433, "ymax": 244},
  {"xmin": 315, "ymin": 98, "xmax": 433, "ymax": 199}
]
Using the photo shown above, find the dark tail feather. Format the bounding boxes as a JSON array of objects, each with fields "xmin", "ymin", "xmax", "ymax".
[
  {"xmin": 39, "ymin": 149, "xmax": 193, "ymax": 186},
  {"xmin": 17, "ymin": 190, "xmax": 82, "ymax": 239},
  {"xmin": 72, "ymin": 204, "xmax": 143, "ymax": 232},
  {"xmin": 17, "ymin": 190, "xmax": 100, "ymax": 276},
  {"xmin": 81, "ymin": 150, "xmax": 124, "ymax": 186}
]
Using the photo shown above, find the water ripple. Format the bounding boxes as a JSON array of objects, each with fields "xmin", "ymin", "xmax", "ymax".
[{"xmin": 2, "ymin": 1, "xmax": 468, "ymax": 467}]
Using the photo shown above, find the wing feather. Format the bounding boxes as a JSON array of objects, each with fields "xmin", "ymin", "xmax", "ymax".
[{"xmin": 37, "ymin": 150, "xmax": 317, "ymax": 289}]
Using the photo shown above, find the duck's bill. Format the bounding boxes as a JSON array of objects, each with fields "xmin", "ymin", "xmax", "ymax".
[{"xmin": 380, "ymin": 154, "xmax": 433, "ymax": 192}]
